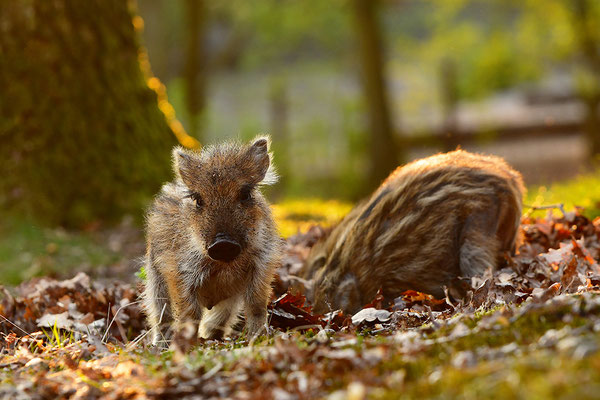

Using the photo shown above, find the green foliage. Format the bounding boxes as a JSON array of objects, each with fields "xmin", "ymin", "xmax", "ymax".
[
  {"xmin": 380, "ymin": 0, "xmax": 599, "ymax": 102},
  {"xmin": 42, "ymin": 320, "xmax": 75, "ymax": 349},
  {"xmin": 139, "ymin": 0, "xmax": 600, "ymax": 203},
  {"xmin": 210, "ymin": 0, "xmax": 350, "ymax": 69},
  {"xmin": 136, "ymin": 265, "xmax": 147, "ymax": 281},
  {"xmin": 387, "ymin": 1, "xmax": 539, "ymax": 99}
]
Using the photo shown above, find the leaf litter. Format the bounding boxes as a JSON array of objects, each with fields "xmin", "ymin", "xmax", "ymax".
[{"xmin": 2, "ymin": 210, "xmax": 600, "ymax": 398}]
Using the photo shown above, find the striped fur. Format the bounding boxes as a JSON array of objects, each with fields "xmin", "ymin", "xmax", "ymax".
[
  {"xmin": 302, "ymin": 150, "xmax": 525, "ymax": 314},
  {"xmin": 142, "ymin": 137, "xmax": 282, "ymax": 346}
]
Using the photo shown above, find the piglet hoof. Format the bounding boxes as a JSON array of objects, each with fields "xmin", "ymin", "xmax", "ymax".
[
  {"xmin": 247, "ymin": 323, "xmax": 268, "ymax": 346},
  {"xmin": 204, "ymin": 328, "xmax": 225, "ymax": 341}
]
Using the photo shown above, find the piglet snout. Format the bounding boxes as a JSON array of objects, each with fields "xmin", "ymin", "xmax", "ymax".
[{"xmin": 208, "ymin": 234, "xmax": 241, "ymax": 262}]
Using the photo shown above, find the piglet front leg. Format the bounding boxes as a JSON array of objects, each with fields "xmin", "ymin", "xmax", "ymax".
[{"xmin": 243, "ymin": 265, "xmax": 274, "ymax": 338}]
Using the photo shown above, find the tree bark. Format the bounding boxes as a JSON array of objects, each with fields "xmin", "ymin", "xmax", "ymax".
[
  {"xmin": 269, "ymin": 76, "xmax": 290, "ymax": 198},
  {"xmin": 351, "ymin": 0, "xmax": 401, "ymax": 190},
  {"xmin": 184, "ymin": 0, "xmax": 207, "ymax": 143},
  {"xmin": 572, "ymin": 0, "xmax": 600, "ymax": 160},
  {"xmin": 440, "ymin": 58, "xmax": 459, "ymax": 152},
  {"xmin": 0, "ymin": 0, "xmax": 196, "ymax": 226}
]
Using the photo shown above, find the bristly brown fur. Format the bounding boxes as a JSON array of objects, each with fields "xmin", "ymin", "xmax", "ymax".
[
  {"xmin": 302, "ymin": 150, "xmax": 525, "ymax": 314},
  {"xmin": 142, "ymin": 136, "xmax": 282, "ymax": 346}
]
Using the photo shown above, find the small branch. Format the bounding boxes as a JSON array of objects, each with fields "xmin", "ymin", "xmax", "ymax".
[
  {"xmin": 111, "ymin": 305, "xmax": 128, "ymax": 344},
  {"xmin": 0, "ymin": 314, "xmax": 32, "ymax": 337},
  {"xmin": 202, "ymin": 361, "xmax": 223, "ymax": 380},
  {"xmin": 523, "ymin": 203, "xmax": 566, "ymax": 218},
  {"xmin": 425, "ymin": 305, "xmax": 441, "ymax": 330},
  {"xmin": 127, "ymin": 302, "xmax": 168, "ymax": 350},
  {"xmin": 101, "ymin": 300, "xmax": 143, "ymax": 344}
]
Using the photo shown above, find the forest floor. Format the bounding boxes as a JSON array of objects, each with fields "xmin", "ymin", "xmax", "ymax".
[{"xmin": 2, "ymin": 174, "xmax": 600, "ymax": 399}]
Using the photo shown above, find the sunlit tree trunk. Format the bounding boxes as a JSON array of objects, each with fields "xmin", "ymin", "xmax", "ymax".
[
  {"xmin": 351, "ymin": 0, "xmax": 402, "ymax": 191},
  {"xmin": 0, "ymin": 0, "xmax": 197, "ymax": 226}
]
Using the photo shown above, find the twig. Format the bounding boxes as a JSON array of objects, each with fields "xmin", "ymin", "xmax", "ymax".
[
  {"xmin": 266, "ymin": 307, "xmax": 274, "ymax": 337},
  {"xmin": 157, "ymin": 303, "xmax": 169, "ymax": 349},
  {"xmin": 127, "ymin": 302, "xmax": 167, "ymax": 350},
  {"xmin": 111, "ymin": 305, "xmax": 128, "ymax": 344},
  {"xmin": 443, "ymin": 286, "xmax": 457, "ymax": 309},
  {"xmin": 101, "ymin": 300, "xmax": 143, "ymax": 344},
  {"xmin": 523, "ymin": 203, "xmax": 566, "ymax": 218},
  {"xmin": 425, "ymin": 305, "xmax": 441, "ymax": 330},
  {"xmin": 102, "ymin": 302, "xmax": 111, "ymax": 342},
  {"xmin": 202, "ymin": 361, "xmax": 223, "ymax": 380},
  {"xmin": 324, "ymin": 299, "xmax": 334, "ymax": 333},
  {"xmin": 0, "ymin": 314, "xmax": 31, "ymax": 337}
]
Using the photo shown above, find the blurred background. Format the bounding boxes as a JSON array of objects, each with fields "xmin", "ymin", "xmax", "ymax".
[
  {"xmin": 0, "ymin": 0, "xmax": 599, "ymax": 284},
  {"xmin": 137, "ymin": 0, "xmax": 600, "ymax": 196}
]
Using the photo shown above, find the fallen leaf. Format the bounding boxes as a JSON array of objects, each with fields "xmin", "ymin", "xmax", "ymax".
[{"xmin": 351, "ymin": 308, "xmax": 391, "ymax": 325}]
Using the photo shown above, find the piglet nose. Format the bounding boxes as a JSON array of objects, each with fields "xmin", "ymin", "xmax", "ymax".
[{"xmin": 207, "ymin": 234, "xmax": 241, "ymax": 262}]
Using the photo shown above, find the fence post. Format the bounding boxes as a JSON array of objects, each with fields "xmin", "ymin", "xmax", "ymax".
[
  {"xmin": 269, "ymin": 76, "xmax": 289, "ymax": 198},
  {"xmin": 572, "ymin": 0, "xmax": 600, "ymax": 161}
]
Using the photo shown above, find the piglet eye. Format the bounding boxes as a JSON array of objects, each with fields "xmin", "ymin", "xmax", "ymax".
[
  {"xmin": 191, "ymin": 193, "xmax": 204, "ymax": 209},
  {"xmin": 240, "ymin": 185, "xmax": 253, "ymax": 202}
]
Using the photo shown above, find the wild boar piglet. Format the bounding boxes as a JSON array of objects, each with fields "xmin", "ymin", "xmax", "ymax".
[
  {"xmin": 302, "ymin": 150, "xmax": 524, "ymax": 314},
  {"xmin": 143, "ymin": 137, "xmax": 282, "ymax": 345}
]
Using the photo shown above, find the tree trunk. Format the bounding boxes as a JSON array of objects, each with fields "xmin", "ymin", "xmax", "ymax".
[
  {"xmin": 440, "ymin": 58, "xmax": 459, "ymax": 152},
  {"xmin": 572, "ymin": 0, "xmax": 600, "ymax": 160},
  {"xmin": 351, "ymin": 0, "xmax": 401, "ymax": 190},
  {"xmin": 583, "ymin": 96, "xmax": 600, "ymax": 159},
  {"xmin": 269, "ymin": 76, "xmax": 290, "ymax": 198},
  {"xmin": 0, "ymin": 0, "xmax": 197, "ymax": 227},
  {"xmin": 184, "ymin": 0, "xmax": 207, "ymax": 143}
]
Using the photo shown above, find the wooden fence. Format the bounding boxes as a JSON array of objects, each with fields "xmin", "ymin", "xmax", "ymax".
[{"xmin": 403, "ymin": 119, "xmax": 583, "ymax": 149}]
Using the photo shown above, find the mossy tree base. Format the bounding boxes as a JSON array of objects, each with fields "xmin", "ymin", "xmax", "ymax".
[{"xmin": 0, "ymin": 1, "xmax": 182, "ymax": 226}]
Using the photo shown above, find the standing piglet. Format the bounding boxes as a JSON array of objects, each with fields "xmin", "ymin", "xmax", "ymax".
[
  {"xmin": 143, "ymin": 137, "xmax": 281, "ymax": 345},
  {"xmin": 302, "ymin": 150, "xmax": 524, "ymax": 314}
]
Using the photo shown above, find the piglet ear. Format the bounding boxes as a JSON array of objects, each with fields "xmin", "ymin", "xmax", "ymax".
[
  {"xmin": 172, "ymin": 146, "xmax": 199, "ymax": 187},
  {"xmin": 247, "ymin": 136, "xmax": 278, "ymax": 185}
]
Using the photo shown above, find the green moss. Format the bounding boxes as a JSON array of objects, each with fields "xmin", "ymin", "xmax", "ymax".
[
  {"xmin": 377, "ymin": 296, "xmax": 600, "ymax": 399},
  {"xmin": 444, "ymin": 310, "xmax": 585, "ymax": 353},
  {"xmin": 0, "ymin": 0, "xmax": 180, "ymax": 227},
  {"xmin": 0, "ymin": 214, "xmax": 118, "ymax": 285},
  {"xmin": 377, "ymin": 350, "xmax": 600, "ymax": 399}
]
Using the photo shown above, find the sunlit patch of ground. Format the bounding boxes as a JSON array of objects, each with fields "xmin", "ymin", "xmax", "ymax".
[
  {"xmin": 526, "ymin": 172, "xmax": 600, "ymax": 219},
  {"xmin": 272, "ymin": 198, "xmax": 352, "ymax": 238}
]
